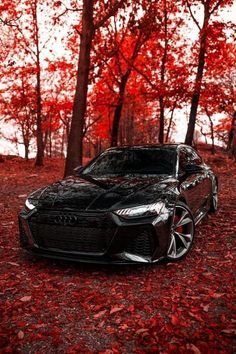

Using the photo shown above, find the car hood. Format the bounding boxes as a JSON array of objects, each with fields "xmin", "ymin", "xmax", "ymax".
[{"xmin": 29, "ymin": 174, "xmax": 179, "ymax": 211}]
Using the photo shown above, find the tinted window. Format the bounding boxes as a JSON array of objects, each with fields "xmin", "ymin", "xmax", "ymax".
[
  {"xmin": 186, "ymin": 147, "xmax": 202, "ymax": 165},
  {"xmin": 178, "ymin": 147, "xmax": 202, "ymax": 173},
  {"xmin": 179, "ymin": 150, "xmax": 188, "ymax": 172},
  {"xmin": 82, "ymin": 148, "xmax": 176, "ymax": 176}
]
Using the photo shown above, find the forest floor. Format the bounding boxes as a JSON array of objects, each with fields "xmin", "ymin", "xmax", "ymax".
[{"xmin": 0, "ymin": 146, "xmax": 235, "ymax": 353}]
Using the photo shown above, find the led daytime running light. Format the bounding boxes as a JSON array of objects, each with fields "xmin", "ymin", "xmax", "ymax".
[
  {"xmin": 25, "ymin": 199, "xmax": 36, "ymax": 211},
  {"xmin": 115, "ymin": 202, "xmax": 164, "ymax": 218}
]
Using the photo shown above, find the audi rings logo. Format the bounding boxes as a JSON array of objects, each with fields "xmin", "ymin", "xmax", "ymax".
[{"xmin": 54, "ymin": 214, "xmax": 78, "ymax": 226}]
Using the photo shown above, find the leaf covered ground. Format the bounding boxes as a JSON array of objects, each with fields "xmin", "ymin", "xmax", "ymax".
[{"xmin": 0, "ymin": 148, "xmax": 235, "ymax": 353}]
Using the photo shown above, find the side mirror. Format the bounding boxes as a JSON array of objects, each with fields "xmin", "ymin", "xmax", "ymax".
[
  {"xmin": 185, "ymin": 164, "xmax": 203, "ymax": 174},
  {"xmin": 73, "ymin": 165, "xmax": 83, "ymax": 175}
]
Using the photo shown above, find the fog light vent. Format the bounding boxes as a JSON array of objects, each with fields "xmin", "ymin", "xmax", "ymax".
[{"xmin": 125, "ymin": 228, "xmax": 155, "ymax": 257}]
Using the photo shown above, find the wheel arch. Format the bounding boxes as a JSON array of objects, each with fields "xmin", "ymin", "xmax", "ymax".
[{"xmin": 178, "ymin": 196, "xmax": 187, "ymax": 204}]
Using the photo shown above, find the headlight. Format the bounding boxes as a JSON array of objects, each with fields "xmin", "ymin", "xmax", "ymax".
[
  {"xmin": 25, "ymin": 198, "xmax": 37, "ymax": 211},
  {"xmin": 114, "ymin": 201, "xmax": 165, "ymax": 219}
]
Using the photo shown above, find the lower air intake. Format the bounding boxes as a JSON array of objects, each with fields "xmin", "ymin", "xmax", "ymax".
[{"xmin": 125, "ymin": 227, "xmax": 155, "ymax": 257}]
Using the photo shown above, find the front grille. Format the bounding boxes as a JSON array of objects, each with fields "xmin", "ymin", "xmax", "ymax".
[
  {"xmin": 125, "ymin": 227, "xmax": 155, "ymax": 257},
  {"xmin": 28, "ymin": 211, "xmax": 116, "ymax": 254},
  {"xmin": 31, "ymin": 211, "xmax": 114, "ymax": 228}
]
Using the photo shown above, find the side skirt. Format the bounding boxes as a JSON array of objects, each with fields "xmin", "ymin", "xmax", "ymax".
[{"xmin": 194, "ymin": 208, "xmax": 208, "ymax": 225}]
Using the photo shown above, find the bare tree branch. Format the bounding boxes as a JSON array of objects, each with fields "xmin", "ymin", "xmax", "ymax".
[
  {"xmin": 118, "ymin": 47, "xmax": 158, "ymax": 91},
  {"xmin": 209, "ymin": 0, "xmax": 224, "ymax": 15},
  {"xmin": 83, "ymin": 115, "xmax": 102, "ymax": 136},
  {"xmin": 94, "ymin": 0, "xmax": 125, "ymax": 29},
  {"xmin": 0, "ymin": 13, "xmax": 22, "ymax": 27},
  {"xmin": 186, "ymin": 0, "xmax": 201, "ymax": 30}
]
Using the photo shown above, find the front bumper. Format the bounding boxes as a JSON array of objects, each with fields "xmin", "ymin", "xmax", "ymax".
[{"xmin": 19, "ymin": 207, "xmax": 172, "ymax": 264}]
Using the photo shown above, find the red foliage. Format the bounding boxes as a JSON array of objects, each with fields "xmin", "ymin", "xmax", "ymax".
[{"xmin": 0, "ymin": 147, "xmax": 235, "ymax": 353}]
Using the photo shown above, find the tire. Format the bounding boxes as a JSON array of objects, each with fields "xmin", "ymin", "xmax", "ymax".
[
  {"xmin": 209, "ymin": 180, "xmax": 218, "ymax": 213},
  {"xmin": 167, "ymin": 201, "xmax": 195, "ymax": 261}
]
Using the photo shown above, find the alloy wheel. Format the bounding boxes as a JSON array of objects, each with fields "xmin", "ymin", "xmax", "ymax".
[{"xmin": 167, "ymin": 202, "xmax": 195, "ymax": 260}]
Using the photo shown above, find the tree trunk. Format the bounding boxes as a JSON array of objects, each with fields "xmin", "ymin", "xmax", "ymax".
[
  {"xmin": 34, "ymin": 0, "xmax": 44, "ymax": 166},
  {"xmin": 25, "ymin": 142, "xmax": 29, "ymax": 160},
  {"xmin": 126, "ymin": 105, "xmax": 134, "ymax": 145},
  {"xmin": 165, "ymin": 105, "xmax": 176, "ymax": 142},
  {"xmin": 64, "ymin": 0, "xmax": 94, "ymax": 177},
  {"xmin": 158, "ymin": 0, "xmax": 167, "ymax": 144},
  {"xmin": 111, "ymin": 71, "xmax": 130, "ymax": 147},
  {"xmin": 110, "ymin": 30, "xmax": 145, "ymax": 147},
  {"xmin": 228, "ymin": 112, "xmax": 236, "ymax": 160},
  {"xmin": 61, "ymin": 126, "xmax": 65, "ymax": 158},
  {"xmin": 208, "ymin": 115, "xmax": 215, "ymax": 154},
  {"xmin": 200, "ymin": 126, "xmax": 208, "ymax": 144},
  {"xmin": 44, "ymin": 130, "xmax": 49, "ymax": 156},
  {"xmin": 232, "ymin": 131, "xmax": 236, "ymax": 161},
  {"xmin": 49, "ymin": 116, "xmax": 52, "ymax": 158},
  {"xmin": 35, "ymin": 66, "xmax": 44, "ymax": 165},
  {"xmin": 159, "ymin": 96, "xmax": 165, "ymax": 143},
  {"xmin": 185, "ymin": 4, "xmax": 210, "ymax": 146},
  {"xmin": 22, "ymin": 128, "xmax": 29, "ymax": 160}
]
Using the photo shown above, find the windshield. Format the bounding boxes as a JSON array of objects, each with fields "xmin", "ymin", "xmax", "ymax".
[{"xmin": 82, "ymin": 148, "xmax": 176, "ymax": 177}]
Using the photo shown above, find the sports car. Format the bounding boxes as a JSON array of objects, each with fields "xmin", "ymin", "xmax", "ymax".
[{"xmin": 19, "ymin": 144, "xmax": 218, "ymax": 264}]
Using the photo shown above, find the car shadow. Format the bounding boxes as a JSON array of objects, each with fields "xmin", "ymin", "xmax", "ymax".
[{"xmin": 22, "ymin": 251, "xmax": 158, "ymax": 277}]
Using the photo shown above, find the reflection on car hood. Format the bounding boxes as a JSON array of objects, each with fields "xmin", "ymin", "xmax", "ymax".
[{"xmin": 29, "ymin": 174, "xmax": 179, "ymax": 211}]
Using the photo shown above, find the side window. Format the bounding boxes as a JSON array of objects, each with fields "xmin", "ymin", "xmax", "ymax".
[
  {"xmin": 185, "ymin": 147, "xmax": 202, "ymax": 165},
  {"xmin": 178, "ymin": 147, "xmax": 202, "ymax": 174},
  {"xmin": 178, "ymin": 149, "xmax": 188, "ymax": 173}
]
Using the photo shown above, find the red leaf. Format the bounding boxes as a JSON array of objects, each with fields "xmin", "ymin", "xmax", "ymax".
[
  {"xmin": 17, "ymin": 321, "xmax": 26, "ymax": 328},
  {"xmin": 19, "ymin": 296, "xmax": 32, "ymax": 302},
  {"xmin": 17, "ymin": 330, "xmax": 24, "ymax": 340},
  {"xmin": 94, "ymin": 310, "xmax": 107, "ymax": 319},
  {"xmin": 203, "ymin": 304, "xmax": 210, "ymax": 312},
  {"xmin": 110, "ymin": 305, "xmax": 124, "ymax": 314},
  {"xmin": 186, "ymin": 344, "xmax": 201, "ymax": 354},
  {"xmin": 171, "ymin": 314, "xmax": 179, "ymax": 325},
  {"xmin": 127, "ymin": 304, "xmax": 135, "ymax": 312},
  {"xmin": 136, "ymin": 328, "xmax": 149, "ymax": 335},
  {"xmin": 221, "ymin": 329, "xmax": 236, "ymax": 336}
]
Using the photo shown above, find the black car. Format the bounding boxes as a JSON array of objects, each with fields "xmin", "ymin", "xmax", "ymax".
[{"xmin": 19, "ymin": 144, "xmax": 218, "ymax": 264}]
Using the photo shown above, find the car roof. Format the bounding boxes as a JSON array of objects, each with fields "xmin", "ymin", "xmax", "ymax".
[{"xmin": 106, "ymin": 143, "xmax": 189, "ymax": 151}]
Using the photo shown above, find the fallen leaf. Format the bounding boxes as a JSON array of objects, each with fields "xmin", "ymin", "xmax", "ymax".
[
  {"xmin": 136, "ymin": 328, "xmax": 149, "ymax": 335},
  {"xmin": 203, "ymin": 304, "xmax": 210, "ymax": 312},
  {"xmin": 17, "ymin": 321, "xmax": 26, "ymax": 328},
  {"xmin": 110, "ymin": 305, "xmax": 124, "ymax": 314},
  {"xmin": 20, "ymin": 296, "xmax": 32, "ymax": 302},
  {"xmin": 221, "ymin": 329, "xmax": 236, "ymax": 336},
  {"xmin": 17, "ymin": 330, "xmax": 24, "ymax": 340},
  {"xmin": 171, "ymin": 314, "xmax": 179, "ymax": 325},
  {"xmin": 187, "ymin": 343, "xmax": 201, "ymax": 354},
  {"xmin": 209, "ymin": 292, "xmax": 225, "ymax": 299},
  {"xmin": 94, "ymin": 310, "xmax": 107, "ymax": 319},
  {"xmin": 7, "ymin": 262, "xmax": 20, "ymax": 267}
]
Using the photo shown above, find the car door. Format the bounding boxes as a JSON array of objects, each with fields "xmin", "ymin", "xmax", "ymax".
[
  {"xmin": 178, "ymin": 147, "xmax": 208, "ymax": 215},
  {"xmin": 186, "ymin": 147, "xmax": 212, "ymax": 209}
]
